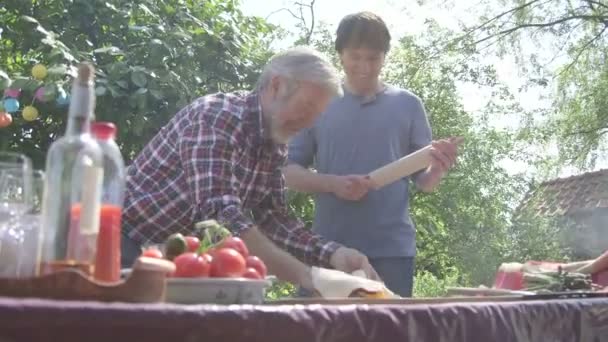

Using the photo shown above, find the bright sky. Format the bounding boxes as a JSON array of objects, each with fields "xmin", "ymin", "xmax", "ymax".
[{"xmin": 239, "ymin": 0, "xmax": 605, "ymax": 179}]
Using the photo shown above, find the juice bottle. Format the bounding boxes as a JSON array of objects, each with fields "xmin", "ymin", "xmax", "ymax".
[{"xmin": 90, "ymin": 122, "xmax": 126, "ymax": 282}]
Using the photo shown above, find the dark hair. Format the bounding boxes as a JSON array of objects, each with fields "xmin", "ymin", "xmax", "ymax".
[{"xmin": 335, "ymin": 12, "xmax": 391, "ymax": 53}]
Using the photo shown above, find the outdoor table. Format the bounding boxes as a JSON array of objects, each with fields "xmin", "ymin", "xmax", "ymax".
[{"xmin": 0, "ymin": 296, "xmax": 606, "ymax": 341}]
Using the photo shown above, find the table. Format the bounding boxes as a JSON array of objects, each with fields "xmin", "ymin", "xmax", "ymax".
[{"xmin": 0, "ymin": 296, "xmax": 606, "ymax": 341}]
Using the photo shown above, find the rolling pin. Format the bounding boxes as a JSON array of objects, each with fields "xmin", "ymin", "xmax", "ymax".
[
  {"xmin": 368, "ymin": 137, "xmax": 464, "ymax": 190},
  {"xmin": 368, "ymin": 145, "xmax": 433, "ymax": 189}
]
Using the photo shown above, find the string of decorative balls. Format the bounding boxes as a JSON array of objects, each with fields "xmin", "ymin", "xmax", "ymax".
[{"xmin": 0, "ymin": 64, "xmax": 70, "ymax": 128}]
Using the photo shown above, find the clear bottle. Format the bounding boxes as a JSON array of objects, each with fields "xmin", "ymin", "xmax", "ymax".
[
  {"xmin": 90, "ymin": 122, "xmax": 126, "ymax": 282},
  {"xmin": 37, "ymin": 63, "xmax": 104, "ymax": 277}
]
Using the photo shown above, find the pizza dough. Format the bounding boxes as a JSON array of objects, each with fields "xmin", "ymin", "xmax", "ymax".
[{"xmin": 311, "ymin": 267, "xmax": 399, "ymax": 298}]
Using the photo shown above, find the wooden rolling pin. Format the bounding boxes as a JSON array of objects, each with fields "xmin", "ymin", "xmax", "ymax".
[
  {"xmin": 368, "ymin": 137, "xmax": 464, "ymax": 190},
  {"xmin": 368, "ymin": 146, "xmax": 432, "ymax": 190},
  {"xmin": 447, "ymin": 287, "xmax": 535, "ymax": 297}
]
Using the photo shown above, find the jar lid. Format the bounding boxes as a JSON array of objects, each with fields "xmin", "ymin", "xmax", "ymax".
[{"xmin": 91, "ymin": 121, "xmax": 116, "ymax": 140}]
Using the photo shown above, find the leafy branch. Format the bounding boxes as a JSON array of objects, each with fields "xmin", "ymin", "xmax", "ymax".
[
  {"xmin": 471, "ymin": 14, "xmax": 608, "ymax": 46},
  {"xmin": 265, "ymin": 0, "xmax": 316, "ymax": 44},
  {"xmin": 558, "ymin": 25, "xmax": 608, "ymax": 75}
]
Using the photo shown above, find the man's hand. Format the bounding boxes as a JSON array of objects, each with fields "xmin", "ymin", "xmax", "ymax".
[
  {"xmin": 329, "ymin": 247, "xmax": 380, "ymax": 281},
  {"xmin": 416, "ymin": 137, "xmax": 463, "ymax": 192},
  {"xmin": 428, "ymin": 137, "xmax": 463, "ymax": 174},
  {"xmin": 329, "ymin": 175, "xmax": 373, "ymax": 201}
]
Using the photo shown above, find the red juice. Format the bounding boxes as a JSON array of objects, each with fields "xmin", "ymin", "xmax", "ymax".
[{"xmin": 94, "ymin": 204, "xmax": 122, "ymax": 282}]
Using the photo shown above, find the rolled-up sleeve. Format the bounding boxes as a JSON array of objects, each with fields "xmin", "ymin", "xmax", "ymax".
[
  {"xmin": 253, "ymin": 167, "xmax": 341, "ymax": 267},
  {"xmin": 253, "ymin": 197, "xmax": 340, "ymax": 267}
]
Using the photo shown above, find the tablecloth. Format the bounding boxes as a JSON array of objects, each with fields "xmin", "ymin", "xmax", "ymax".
[{"xmin": 0, "ymin": 296, "xmax": 606, "ymax": 342}]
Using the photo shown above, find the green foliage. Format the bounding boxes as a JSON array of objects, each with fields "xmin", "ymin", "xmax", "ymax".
[
  {"xmin": 286, "ymin": 190, "xmax": 316, "ymax": 227},
  {"xmin": 553, "ymin": 55, "xmax": 608, "ymax": 169},
  {"xmin": 413, "ymin": 268, "xmax": 461, "ymax": 298},
  {"xmin": 459, "ymin": 0, "xmax": 608, "ymax": 170},
  {"xmin": 0, "ymin": 0, "xmax": 277, "ymax": 168},
  {"xmin": 382, "ymin": 24, "xmax": 528, "ymax": 286},
  {"xmin": 265, "ymin": 280, "xmax": 297, "ymax": 300},
  {"xmin": 506, "ymin": 212, "xmax": 573, "ymax": 262}
]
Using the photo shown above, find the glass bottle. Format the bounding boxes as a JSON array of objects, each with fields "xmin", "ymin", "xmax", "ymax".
[
  {"xmin": 37, "ymin": 63, "xmax": 104, "ymax": 277},
  {"xmin": 91, "ymin": 122, "xmax": 125, "ymax": 282}
]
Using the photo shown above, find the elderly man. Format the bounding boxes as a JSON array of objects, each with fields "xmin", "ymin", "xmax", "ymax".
[{"xmin": 121, "ymin": 47, "xmax": 379, "ymax": 290}]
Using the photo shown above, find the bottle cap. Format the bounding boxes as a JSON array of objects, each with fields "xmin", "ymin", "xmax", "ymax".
[{"xmin": 91, "ymin": 121, "xmax": 117, "ymax": 140}]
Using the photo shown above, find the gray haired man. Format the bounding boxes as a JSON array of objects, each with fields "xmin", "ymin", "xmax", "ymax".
[{"xmin": 121, "ymin": 46, "xmax": 380, "ymax": 290}]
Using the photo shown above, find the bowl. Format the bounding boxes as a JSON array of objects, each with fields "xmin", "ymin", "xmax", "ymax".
[{"xmin": 165, "ymin": 276, "xmax": 273, "ymax": 304}]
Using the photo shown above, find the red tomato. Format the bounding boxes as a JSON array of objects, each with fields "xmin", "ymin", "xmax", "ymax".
[
  {"xmin": 206, "ymin": 248, "xmax": 217, "ymax": 258},
  {"xmin": 210, "ymin": 248, "xmax": 246, "ymax": 278},
  {"xmin": 185, "ymin": 236, "xmax": 200, "ymax": 253},
  {"xmin": 200, "ymin": 252, "xmax": 213, "ymax": 264},
  {"xmin": 173, "ymin": 252, "xmax": 211, "ymax": 277},
  {"xmin": 243, "ymin": 267, "xmax": 262, "ymax": 279},
  {"xmin": 142, "ymin": 248, "xmax": 163, "ymax": 259},
  {"xmin": 245, "ymin": 255, "xmax": 267, "ymax": 278},
  {"xmin": 219, "ymin": 236, "xmax": 249, "ymax": 258}
]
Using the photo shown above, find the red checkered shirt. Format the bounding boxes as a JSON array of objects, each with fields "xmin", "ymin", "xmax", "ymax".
[{"xmin": 123, "ymin": 91, "xmax": 339, "ymax": 266}]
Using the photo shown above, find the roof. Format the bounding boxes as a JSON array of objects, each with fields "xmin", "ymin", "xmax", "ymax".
[{"xmin": 517, "ymin": 169, "xmax": 608, "ymax": 217}]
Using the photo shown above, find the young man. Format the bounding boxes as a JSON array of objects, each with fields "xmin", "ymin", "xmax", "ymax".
[
  {"xmin": 121, "ymin": 47, "xmax": 380, "ymax": 290},
  {"xmin": 283, "ymin": 12, "xmax": 460, "ymax": 297}
]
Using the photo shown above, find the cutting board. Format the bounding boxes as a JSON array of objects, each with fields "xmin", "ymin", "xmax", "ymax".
[{"xmin": 265, "ymin": 295, "xmax": 523, "ymax": 305}]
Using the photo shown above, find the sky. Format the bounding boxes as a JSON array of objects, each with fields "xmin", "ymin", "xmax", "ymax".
[{"xmin": 239, "ymin": 0, "xmax": 606, "ymax": 179}]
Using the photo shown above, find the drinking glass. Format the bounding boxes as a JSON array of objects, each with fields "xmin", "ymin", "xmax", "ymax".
[
  {"xmin": 0, "ymin": 152, "xmax": 33, "ymax": 221},
  {"xmin": 0, "ymin": 152, "xmax": 34, "ymax": 277},
  {"xmin": 13, "ymin": 170, "xmax": 45, "ymax": 277}
]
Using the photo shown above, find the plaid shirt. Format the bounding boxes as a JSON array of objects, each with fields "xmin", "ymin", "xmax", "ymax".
[{"xmin": 123, "ymin": 91, "xmax": 339, "ymax": 267}]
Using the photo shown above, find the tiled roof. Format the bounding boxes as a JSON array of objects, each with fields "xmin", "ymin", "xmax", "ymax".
[{"xmin": 518, "ymin": 169, "xmax": 608, "ymax": 217}]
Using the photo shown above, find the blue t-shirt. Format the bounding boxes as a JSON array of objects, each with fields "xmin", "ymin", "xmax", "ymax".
[{"xmin": 287, "ymin": 85, "xmax": 432, "ymax": 258}]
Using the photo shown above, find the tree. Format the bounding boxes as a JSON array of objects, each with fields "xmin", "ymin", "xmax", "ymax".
[
  {"xmin": 384, "ymin": 31, "xmax": 521, "ymax": 286},
  {"xmin": 448, "ymin": 0, "xmax": 608, "ymax": 170},
  {"xmin": 265, "ymin": 0, "xmax": 317, "ymax": 45},
  {"xmin": 0, "ymin": 0, "xmax": 277, "ymax": 168}
]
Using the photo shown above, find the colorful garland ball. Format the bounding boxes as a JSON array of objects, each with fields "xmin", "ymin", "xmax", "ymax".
[
  {"xmin": 22, "ymin": 106, "xmax": 39, "ymax": 121},
  {"xmin": 0, "ymin": 112, "xmax": 12, "ymax": 128},
  {"xmin": 32, "ymin": 64, "xmax": 48, "ymax": 80},
  {"xmin": 56, "ymin": 92, "xmax": 70, "ymax": 106},
  {"xmin": 34, "ymin": 87, "xmax": 46, "ymax": 102},
  {"xmin": 3, "ymin": 88, "xmax": 21, "ymax": 98},
  {"xmin": 3, "ymin": 98, "xmax": 20, "ymax": 113}
]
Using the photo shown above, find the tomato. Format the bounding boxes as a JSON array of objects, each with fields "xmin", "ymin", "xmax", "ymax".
[
  {"xmin": 200, "ymin": 252, "xmax": 213, "ymax": 265},
  {"xmin": 173, "ymin": 252, "xmax": 211, "ymax": 277},
  {"xmin": 207, "ymin": 248, "xmax": 217, "ymax": 258},
  {"xmin": 243, "ymin": 267, "xmax": 262, "ymax": 279},
  {"xmin": 219, "ymin": 236, "xmax": 249, "ymax": 258},
  {"xmin": 245, "ymin": 255, "xmax": 267, "ymax": 278},
  {"xmin": 142, "ymin": 248, "xmax": 163, "ymax": 259},
  {"xmin": 210, "ymin": 248, "xmax": 246, "ymax": 278},
  {"xmin": 185, "ymin": 236, "xmax": 200, "ymax": 253}
]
